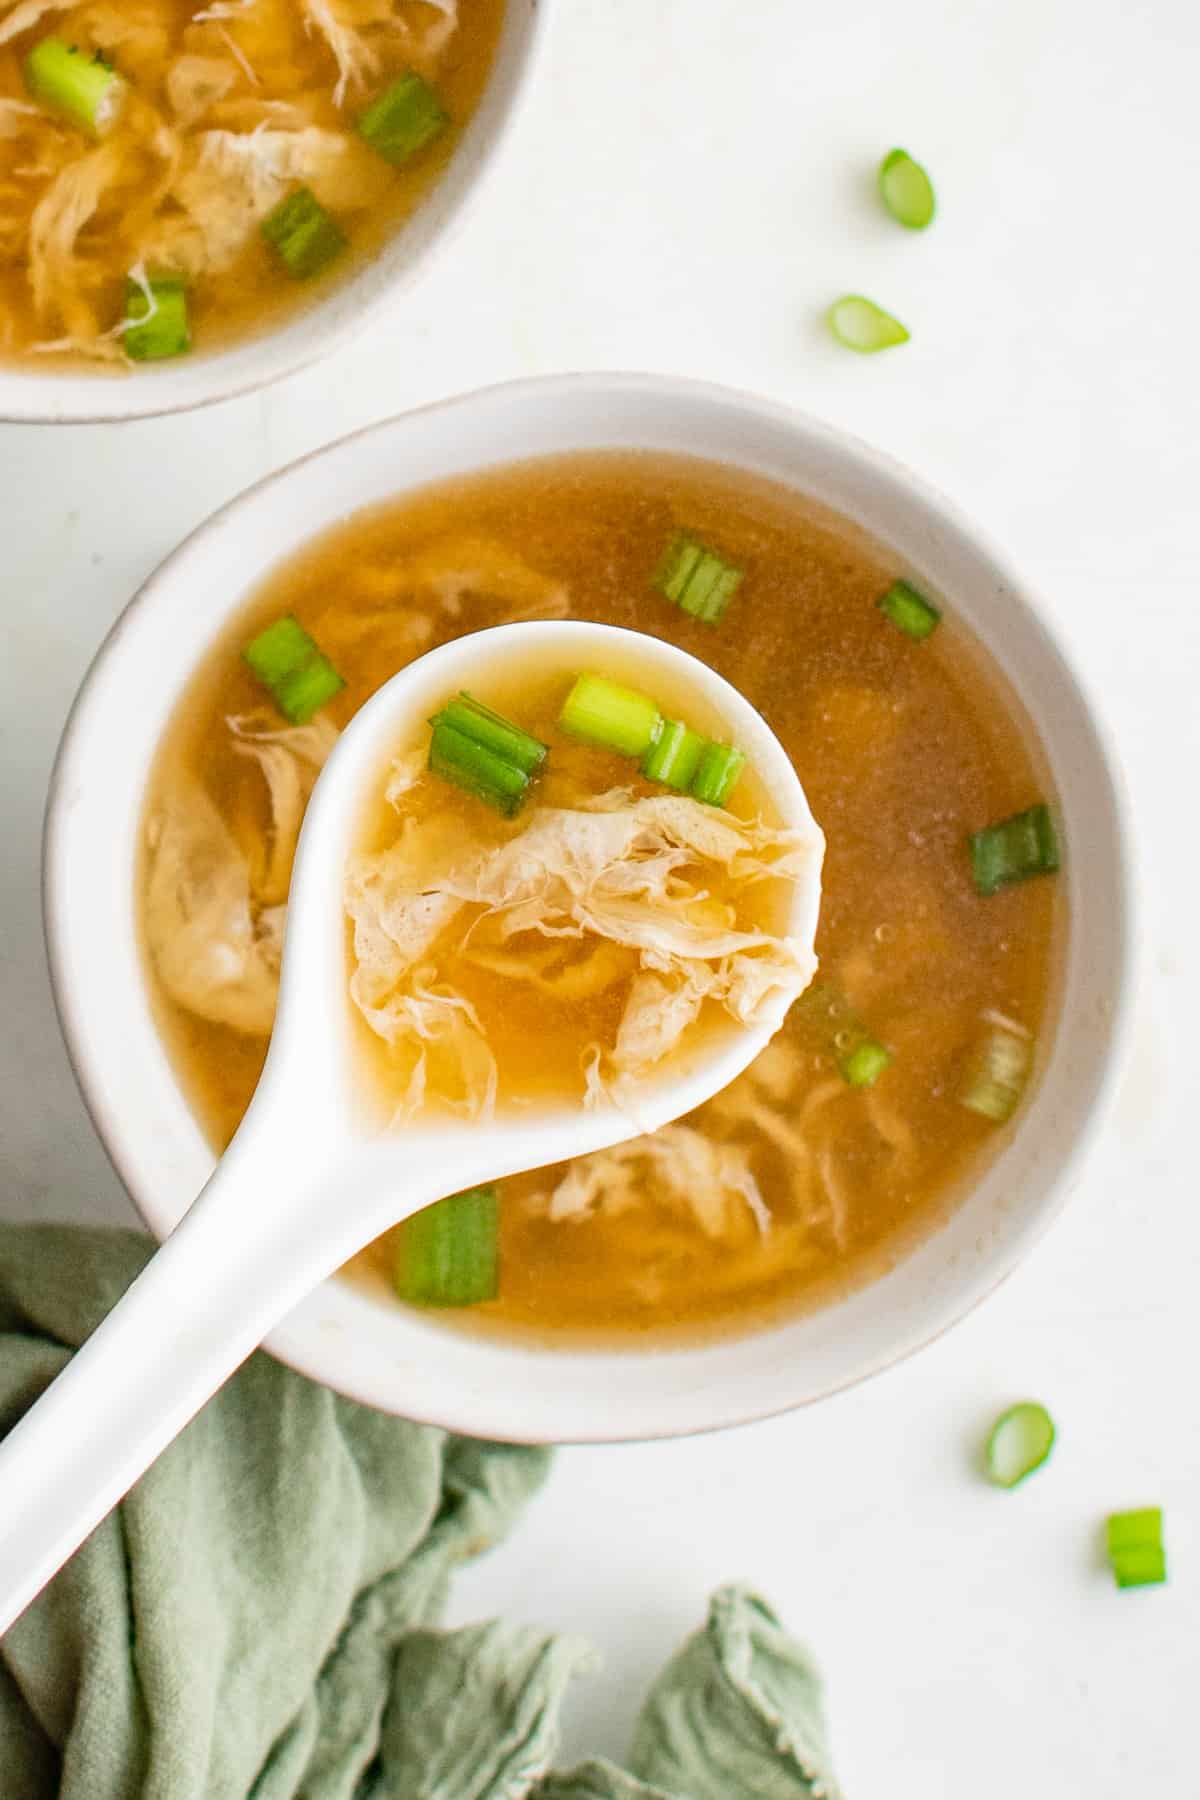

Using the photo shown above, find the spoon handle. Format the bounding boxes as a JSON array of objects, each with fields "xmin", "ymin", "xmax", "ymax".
[{"xmin": 0, "ymin": 1126, "xmax": 432, "ymax": 1639}]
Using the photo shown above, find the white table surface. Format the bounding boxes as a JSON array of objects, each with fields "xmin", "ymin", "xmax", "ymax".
[{"xmin": 2, "ymin": 0, "xmax": 1198, "ymax": 1791}]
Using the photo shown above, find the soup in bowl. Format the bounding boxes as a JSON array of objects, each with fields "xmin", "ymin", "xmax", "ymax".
[
  {"xmin": 0, "ymin": 0, "xmax": 543, "ymax": 421},
  {"xmin": 44, "ymin": 375, "xmax": 1132, "ymax": 1440}
]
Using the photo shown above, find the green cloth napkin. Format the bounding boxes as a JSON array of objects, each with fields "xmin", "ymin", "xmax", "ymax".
[{"xmin": 0, "ymin": 1225, "xmax": 841, "ymax": 1799}]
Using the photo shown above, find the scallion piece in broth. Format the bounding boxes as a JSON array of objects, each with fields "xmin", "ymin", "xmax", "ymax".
[
  {"xmin": 985, "ymin": 1401, "xmax": 1056, "ymax": 1488},
  {"xmin": 839, "ymin": 1037, "xmax": 891, "ymax": 1089},
  {"xmin": 429, "ymin": 721, "xmax": 531, "ymax": 816},
  {"xmin": 123, "ymin": 273, "xmax": 190, "ymax": 362},
  {"xmin": 275, "ymin": 656, "xmax": 347, "ymax": 725},
  {"xmin": 878, "ymin": 149, "xmax": 936, "ymax": 229},
  {"xmin": 690, "ymin": 741, "xmax": 746, "ymax": 808},
  {"xmin": 243, "ymin": 616, "xmax": 314, "ymax": 685},
  {"xmin": 642, "ymin": 718, "xmax": 706, "ymax": 790},
  {"xmin": 654, "ymin": 532, "xmax": 744, "ymax": 624},
  {"xmin": 878, "ymin": 578, "xmax": 940, "ymax": 641},
  {"xmin": 969, "ymin": 804, "xmax": 1060, "ymax": 897},
  {"xmin": 243, "ymin": 616, "xmax": 346, "ymax": 724},
  {"xmin": 261, "ymin": 187, "xmax": 346, "ymax": 280},
  {"xmin": 358, "ymin": 71, "xmax": 448, "ymax": 165},
  {"xmin": 828, "ymin": 294, "xmax": 910, "ymax": 353},
  {"xmin": 25, "ymin": 39, "xmax": 126, "ymax": 137},
  {"xmin": 1106, "ymin": 1509, "xmax": 1166, "ymax": 1589},
  {"xmin": 558, "ymin": 674, "xmax": 662, "ymax": 759},
  {"xmin": 394, "ymin": 1185, "xmax": 499, "ymax": 1307},
  {"xmin": 799, "ymin": 983, "xmax": 892, "ymax": 1088},
  {"xmin": 960, "ymin": 1024, "xmax": 1031, "ymax": 1123},
  {"xmin": 432, "ymin": 693, "xmax": 547, "ymax": 776}
]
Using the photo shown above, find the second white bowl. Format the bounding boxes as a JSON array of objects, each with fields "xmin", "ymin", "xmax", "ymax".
[{"xmin": 0, "ymin": 0, "xmax": 545, "ymax": 425}]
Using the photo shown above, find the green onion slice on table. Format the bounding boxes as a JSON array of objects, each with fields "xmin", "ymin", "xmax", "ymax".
[
  {"xmin": 828, "ymin": 295, "xmax": 910, "ymax": 353},
  {"xmin": 985, "ymin": 1401, "xmax": 1056, "ymax": 1487},
  {"xmin": 878, "ymin": 149, "xmax": 936, "ymax": 229},
  {"xmin": 1106, "ymin": 1509, "xmax": 1167, "ymax": 1589}
]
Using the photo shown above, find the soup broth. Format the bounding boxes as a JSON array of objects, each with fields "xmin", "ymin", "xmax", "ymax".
[
  {"xmin": 345, "ymin": 660, "xmax": 820, "ymax": 1119},
  {"xmin": 140, "ymin": 453, "xmax": 1064, "ymax": 1342},
  {"xmin": 0, "ymin": 0, "xmax": 504, "ymax": 366}
]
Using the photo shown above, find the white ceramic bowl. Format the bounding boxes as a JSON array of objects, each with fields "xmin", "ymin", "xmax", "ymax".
[
  {"xmin": 0, "ymin": 0, "xmax": 544, "ymax": 425},
  {"xmin": 44, "ymin": 374, "xmax": 1134, "ymax": 1441}
]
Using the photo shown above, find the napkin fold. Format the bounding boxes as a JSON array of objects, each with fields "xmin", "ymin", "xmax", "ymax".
[{"xmin": 0, "ymin": 1225, "xmax": 841, "ymax": 1799}]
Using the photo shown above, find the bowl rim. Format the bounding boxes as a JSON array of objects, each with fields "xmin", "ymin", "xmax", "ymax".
[
  {"xmin": 42, "ymin": 371, "xmax": 1138, "ymax": 1441},
  {"xmin": 0, "ymin": 0, "xmax": 548, "ymax": 425}
]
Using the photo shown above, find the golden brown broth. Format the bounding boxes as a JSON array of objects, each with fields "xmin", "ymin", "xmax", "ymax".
[
  {"xmin": 140, "ymin": 452, "xmax": 1064, "ymax": 1343},
  {"xmin": 0, "ymin": 0, "xmax": 503, "ymax": 364}
]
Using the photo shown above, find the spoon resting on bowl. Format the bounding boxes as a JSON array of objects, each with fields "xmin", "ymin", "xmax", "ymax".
[{"xmin": 0, "ymin": 621, "xmax": 823, "ymax": 1636}]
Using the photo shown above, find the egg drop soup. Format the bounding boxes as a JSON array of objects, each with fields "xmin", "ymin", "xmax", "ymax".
[
  {"xmin": 0, "ymin": 0, "xmax": 503, "ymax": 365},
  {"xmin": 140, "ymin": 453, "xmax": 1064, "ymax": 1343}
]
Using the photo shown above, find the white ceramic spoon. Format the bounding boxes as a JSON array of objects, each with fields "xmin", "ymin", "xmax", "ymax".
[{"xmin": 0, "ymin": 621, "xmax": 823, "ymax": 1636}]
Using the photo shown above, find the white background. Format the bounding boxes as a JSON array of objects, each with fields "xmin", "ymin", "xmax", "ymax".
[{"xmin": 2, "ymin": 0, "xmax": 1198, "ymax": 1792}]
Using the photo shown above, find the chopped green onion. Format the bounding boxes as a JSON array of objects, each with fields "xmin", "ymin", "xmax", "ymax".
[
  {"xmin": 243, "ymin": 616, "xmax": 312, "ymax": 685},
  {"xmin": 358, "ymin": 71, "xmax": 447, "ymax": 165},
  {"xmin": 429, "ymin": 722, "xmax": 531, "ymax": 816},
  {"xmin": 557, "ymin": 674, "xmax": 750, "ymax": 808},
  {"xmin": 558, "ymin": 674, "xmax": 662, "ymax": 759},
  {"xmin": 122, "ymin": 273, "xmax": 190, "ymax": 362},
  {"xmin": 690, "ymin": 741, "xmax": 746, "ymax": 808},
  {"xmin": 1106, "ymin": 1508, "xmax": 1163, "ymax": 1554},
  {"xmin": 828, "ymin": 294, "xmax": 910, "ymax": 353},
  {"xmin": 261, "ymin": 186, "xmax": 346, "ymax": 280},
  {"xmin": 969, "ymin": 804, "xmax": 1060, "ymax": 897},
  {"xmin": 25, "ymin": 39, "xmax": 126, "ymax": 137},
  {"xmin": 985, "ymin": 1401, "xmax": 1056, "ymax": 1487},
  {"xmin": 431, "ymin": 693, "xmax": 547, "ymax": 777},
  {"xmin": 960, "ymin": 1025, "xmax": 1031, "ymax": 1123},
  {"xmin": 394, "ymin": 1185, "xmax": 499, "ymax": 1307},
  {"xmin": 425, "ymin": 692, "xmax": 546, "ymax": 816},
  {"xmin": 642, "ymin": 718, "xmax": 706, "ymax": 790},
  {"xmin": 798, "ymin": 983, "xmax": 892, "ymax": 1088},
  {"xmin": 656, "ymin": 535, "xmax": 702, "ymax": 599},
  {"xmin": 830, "ymin": 1001, "xmax": 892, "ymax": 1088},
  {"xmin": 878, "ymin": 148, "xmax": 936, "ymax": 230},
  {"xmin": 653, "ymin": 532, "xmax": 745, "ymax": 625},
  {"xmin": 242, "ymin": 615, "xmax": 345, "ymax": 724},
  {"xmin": 839, "ymin": 1038, "xmax": 891, "ymax": 1089},
  {"xmin": 1110, "ymin": 1544, "xmax": 1167, "ymax": 1589},
  {"xmin": 878, "ymin": 578, "xmax": 940, "ymax": 641},
  {"xmin": 1106, "ymin": 1509, "xmax": 1166, "ymax": 1588},
  {"xmin": 273, "ymin": 657, "xmax": 346, "ymax": 724}
]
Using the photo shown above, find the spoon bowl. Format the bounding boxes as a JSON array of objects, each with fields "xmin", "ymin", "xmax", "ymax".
[
  {"xmin": 0, "ymin": 619, "xmax": 819, "ymax": 1635},
  {"xmin": 277, "ymin": 620, "xmax": 823, "ymax": 1188}
]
